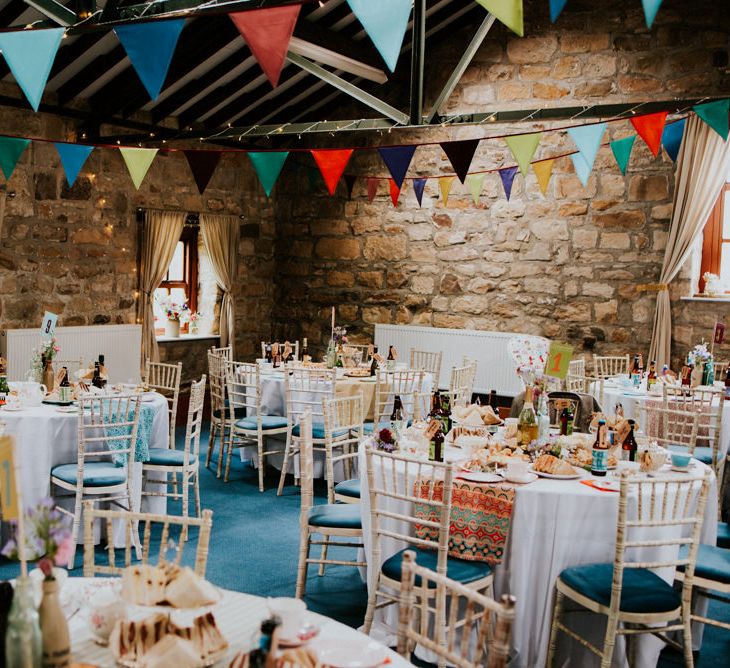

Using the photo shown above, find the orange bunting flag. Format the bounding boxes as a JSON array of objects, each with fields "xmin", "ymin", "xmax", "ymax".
[
  {"xmin": 311, "ymin": 149, "xmax": 354, "ymax": 196},
  {"xmin": 439, "ymin": 176, "xmax": 455, "ymax": 207},
  {"xmin": 388, "ymin": 178, "xmax": 401, "ymax": 207},
  {"xmin": 533, "ymin": 159, "xmax": 555, "ymax": 196},
  {"xmin": 630, "ymin": 111, "xmax": 668, "ymax": 157}
]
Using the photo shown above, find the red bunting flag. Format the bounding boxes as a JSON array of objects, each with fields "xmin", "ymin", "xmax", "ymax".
[
  {"xmin": 388, "ymin": 178, "xmax": 401, "ymax": 207},
  {"xmin": 630, "ymin": 111, "xmax": 668, "ymax": 157},
  {"xmin": 311, "ymin": 149, "xmax": 354, "ymax": 196},
  {"xmin": 229, "ymin": 5, "xmax": 301, "ymax": 87},
  {"xmin": 367, "ymin": 177, "xmax": 379, "ymax": 202}
]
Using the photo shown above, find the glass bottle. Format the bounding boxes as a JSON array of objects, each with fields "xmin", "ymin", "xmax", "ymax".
[
  {"xmin": 0, "ymin": 373, "xmax": 8, "ymax": 407},
  {"xmin": 301, "ymin": 338, "xmax": 310, "ymax": 363},
  {"xmin": 248, "ymin": 616, "xmax": 281, "ymax": 668},
  {"xmin": 724, "ymin": 365, "xmax": 730, "ymax": 400},
  {"xmin": 621, "ymin": 419, "xmax": 638, "ymax": 462},
  {"xmin": 325, "ymin": 339, "xmax": 336, "ymax": 369},
  {"xmin": 369, "ymin": 346, "xmax": 379, "ymax": 377},
  {"xmin": 647, "ymin": 360, "xmax": 657, "ymax": 389},
  {"xmin": 427, "ymin": 419, "xmax": 444, "ymax": 462},
  {"xmin": 390, "ymin": 395, "xmax": 405, "ymax": 436},
  {"xmin": 386, "ymin": 346, "xmax": 396, "ymax": 372},
  {"xmin": 630, "ymin": 355, "xmax": 641, "ymax": 387},
  {"xmin": 438, "ymin": 392, "xmax": 452, "ymax": 434},
  {"xmin": 58, "ymin": 368, "xmax": 71, "ymax": 403},
  {"xmin": 5, "ymin": 576, "xmax": 42, "ymax": 668},
  {"xmin": 591, "ymin": 419, "xmax": 608, "ymax": 477},
  {"xmin": 702, "ymin": 357, "xmax": 714, "ymax": 386},
  {"xmin": 518, "ymin": 387, "xmax": 539, "ymax": 448},
  {"xmin": 537, "ymin": 392, "xmax": 550, "ymax": 445}
]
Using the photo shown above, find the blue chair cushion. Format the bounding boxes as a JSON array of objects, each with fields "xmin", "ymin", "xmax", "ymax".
[
  {"xmin": 717, "ymin": 522, "xmax": 730, "ymax": 549},
  {"xmin": 667, "ymin": 445, "xmax": 713, "ymax": 466},
  {"xmin": 335, "ymin": 478, "xmax": 361, "ymax": 499},
  {"xmin": 51, "ymin": 462, "xmax": 126, "ymax": 487},
  {"xmin": 559, "ymin": 563, "xmax": 681, "ymax": 613},
  {"xmin": 307, "ymin": 504, "xmax": 362, "ymax": 529},
  {"xmin": 678, "ymin": 544, "xmax": 730, "ymax": 585},
  {"xmin": 146, "ymin": 448, "xmax": 186, "ymax": 466},
  {"xmin": 292, "ymin": 423, "xmax": 347, "ymax": 439},
  {"xmin": 381, "ymin": 547, "xmax": 492, "ymax": 588},
  {"xmin": 212, "ymin": 405, "xmax": 244, "ymax": 419},
  {"xmin": 235, "ymin": 415, "xmax": 288, "ymax": 431}
]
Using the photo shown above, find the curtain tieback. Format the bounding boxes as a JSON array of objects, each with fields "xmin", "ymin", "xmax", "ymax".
[{"xmin": 636, "ymin": 283, "xmax": 669, "ymax": 293}]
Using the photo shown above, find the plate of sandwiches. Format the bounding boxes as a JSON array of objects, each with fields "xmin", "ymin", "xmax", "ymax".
[{"xmin": 530, "ymin": 454, "xmax": 583, "ymax": 479}]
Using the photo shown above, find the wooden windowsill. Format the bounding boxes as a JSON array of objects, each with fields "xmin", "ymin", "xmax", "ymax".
[
  {"xmin": 681, "ymin": 295, "xmax": 730, "ymax": 303},
  {"xmin": 157, "ymin": 333, "xmax": 221, "ymax": 343}
]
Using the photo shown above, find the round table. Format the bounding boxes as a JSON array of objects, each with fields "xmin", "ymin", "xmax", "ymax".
[
  {"xmin": 62, "ymin": 577, "xmax": 408, "ymax": 667},
  {"xmin": 358, "ymin": 443, "xmax": 718, "ymax": 668}
]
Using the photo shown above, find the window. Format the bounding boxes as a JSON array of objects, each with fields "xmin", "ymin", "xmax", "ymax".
[
  {"xmin": 700, "ymin": 182, "xmax": 730, "ymax": 293},
  {"xmin": 154, "ymin": 227, "xmax": 199, "ymax": 334}
]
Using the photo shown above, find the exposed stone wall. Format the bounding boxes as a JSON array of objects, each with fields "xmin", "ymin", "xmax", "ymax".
[{"xmin": 273, "ymin": 0, "xmax": 730, "ymax": 369}]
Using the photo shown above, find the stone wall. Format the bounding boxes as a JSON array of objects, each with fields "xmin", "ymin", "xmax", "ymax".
[{"xmin": 273, "ymin": 0, "xmax": 730, "ymax": 369}]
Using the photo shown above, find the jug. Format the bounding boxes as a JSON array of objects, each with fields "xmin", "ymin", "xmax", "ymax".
[{"xmin": 11, "ymin": 381, "xmax": 47, "ymax": 407}]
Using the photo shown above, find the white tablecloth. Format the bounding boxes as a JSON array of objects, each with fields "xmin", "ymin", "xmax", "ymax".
[
  {"xmin": 61, "ymin": 577, "xmax": 409, "ymax": 667},
  {"xmin": 358, "ymin": 444, "xmax": 718, "ymax": 668}
]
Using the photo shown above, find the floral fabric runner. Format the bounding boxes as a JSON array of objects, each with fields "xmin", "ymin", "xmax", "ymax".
[{"xmin": 103, "ymin": 403, "xmax": 156, "ymax": 465}]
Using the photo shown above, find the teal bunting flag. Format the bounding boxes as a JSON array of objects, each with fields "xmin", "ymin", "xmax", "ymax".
[
  {"xmin": 54, "ymin": 143, "xmax": 93, "ymax": 187},
  {"xmin": 549, "ymin": 0, "xmax": 568, "ymax": 22},
  {"xmin": 661, "ymin": 119, "xmax": 685, "ymax": 162},
  {"xmin": 248, "ymin": 151, "xmax": 289, "ymax": 197},
  {"xmin": 693, "ymin": 99, "xmax": 730, "ymax": 141},
  {"xmin": 570, "ymin": 153, "xmax": 592, "ymax": 187},
  {"xmin": 114, "ymin": 19, "xmax": 186, "ymax": 101},
  {"xmin": 641, "ymin": 0, "xmax": 664, "ymax": 29},
  {"xmin": 0, "ymin": 137, "xmax": 30, "ymax": 181},
  {"xmin": 0, "ymin": 28, "xmax": 64, "ymax": 111},
  {"xmin": 567, "ymin": 122, "xmax": 606, "ymax": 176},
  {"xmin": 610, "ymin": 135, "xmax": 636, "ymax": 175},
  {"xmin": 346, "ymin": 0, "xmax": 412, "ymax": 72}
]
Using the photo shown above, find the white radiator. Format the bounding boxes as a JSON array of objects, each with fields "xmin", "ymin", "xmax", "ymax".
[
  {"xmin": 374, "ymin": 324, "xmax": 526, "ymax": 397},
  {"xmin": 0, "ymin": 324, "xmax": 142, "ymax": 384}
]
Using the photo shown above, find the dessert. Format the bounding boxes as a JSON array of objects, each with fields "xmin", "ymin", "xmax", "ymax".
[
  {"xmin": 121, "ymin": 564, "xmax": 167, "ymax": 606},
  {"xmin": 120, "ymin": 563, "xmax": 221, "ymax": 609},
  {"xmin": 165, "ymin": 567, "xmax": 221, "ymax": 609},
  {"xmin": 142, "ymin": 635, "xmax": 199, "ymax": 668}
]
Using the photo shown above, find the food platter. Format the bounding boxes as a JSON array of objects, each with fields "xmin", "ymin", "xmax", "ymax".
[{"xmin": 529, "ymin": 464, "xmax": 582, "ymax": 480}]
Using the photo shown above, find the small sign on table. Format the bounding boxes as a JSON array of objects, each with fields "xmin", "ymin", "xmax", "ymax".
[
  {"xmin": 40, "ymin": 311, "xmax": 58, "ymax": 339},
  {"xmin": 545, "ymin": 341, "xmax": 574, "ymax": 380}
]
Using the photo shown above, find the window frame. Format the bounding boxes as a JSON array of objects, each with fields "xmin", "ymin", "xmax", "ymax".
[
  {"xmin": 700, "ymin": 182, "xmax": 730, "ymax": 294},
  {"xmin": 157, "ymin": 225, "xmax": 199, "ymax": 314}
]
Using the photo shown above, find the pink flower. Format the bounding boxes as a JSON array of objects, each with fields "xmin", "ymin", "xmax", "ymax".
[{"xmin": 54, "ymin": 536, "xmax": 74, "ymax": 567}]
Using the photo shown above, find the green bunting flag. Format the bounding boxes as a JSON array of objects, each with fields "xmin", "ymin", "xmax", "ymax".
[
  {"xmin": 0, "ymin": 137, "xmax": 30, "ymax": 180},
  {"xmin": 119, "ymin": 147, "xmax": 158, "ymax": 190},
  {"xmin": 248, "ymin": 151, "xmax": 289, "ymax": 197},
  {"xmin": 465, "ymin": 174, "xmax": 485, "ymax": 205},
  {"xmin": 505, "ymin": 133, "xmax": 542, "ymax": 177},
  {"xmin": 439, "ymin": 176, "xmax": 455, "ymax": 207},
  {"xmin": 475, "ymin": 0, "xmax": 523, "ymax": 37},
  {"xmin": 693, "ymin": 99, "xmax": 730, "ymax": 141},
  {"xmin": 610, "ymin": 135, "xmax": 636, "ymax": 175}
]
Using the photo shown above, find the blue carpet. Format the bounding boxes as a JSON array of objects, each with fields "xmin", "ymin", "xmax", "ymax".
[{"xmin": 0, "ymin": 424, "xmax": 727, "ymax": 665}]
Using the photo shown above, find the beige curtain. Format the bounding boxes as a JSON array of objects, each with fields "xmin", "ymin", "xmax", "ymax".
[
  {"xmin": 200, "ymin": 213, "xmax": 239, "ymax": 354},
  {"xmin": 648, "ymin": 116, "xmax": 730, "ymax": 368},
  {"xmin": 138, "ymin": 210, "xmax": 186, "ymax": 365}
]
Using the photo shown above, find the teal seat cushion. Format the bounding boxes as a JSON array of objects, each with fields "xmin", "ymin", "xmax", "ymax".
[
  {"xmin": 51, "ymin": 462, "xmax": 126, "ymax": 487},
  {"xmin": 307, "ymin": 504, "xmax": 362, "ymax": 529},
  {"xmin": 667, "ymin": 444, "xmax": 713, "ymax": 466},
  {"xmin": 717, "ymin": 523, "xmax": 730, "ymax": 549},
  {"xmin": 559, "ymin": 563, "xmax": 680, "ymax": 613},
  {"xmin": 146, "ymin": 448, "xmax": 186, "ymax": 466},
  {"xmin": 235, "ymin": 415, "xmax": 288, "ymax": 431},
  {"xmin": 382, "ymin": 547, "xmax": 492, "ymax": 588},
  {"xmin": 678, "ymin": 544, "xmax": 730, "ymax": 585},
  {"xmin": 213, "ymin": 406, "xmax": 244, "ymax": 419},
  {"xmin": 292, "ymin": 423, "xmax": 347, "ymax": 439},
  {"xmin": 335, "ymin": 478, "xmax": 361, "ymax": 499}
]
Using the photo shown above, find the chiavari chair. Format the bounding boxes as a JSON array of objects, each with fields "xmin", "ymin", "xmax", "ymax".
[{"xmin": 593, "ymin": 354, "xmax": 630, "ymax": 379}]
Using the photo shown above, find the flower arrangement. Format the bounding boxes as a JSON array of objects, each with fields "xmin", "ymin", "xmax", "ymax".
[
  {"xmin": 41, "ymin": 337, "xmax": 60, "ymax": 362},
  {"xmin": 156, "ymin": 295, "xmax": 189, "ymax": 322},
  {"xmin": 702, "ymin": 272, "xmax": 724, "ymax": 296},
  {"xmin": 2, "ymin": 498, "xmax": 73, "ymax": 575},
  {"xmin": 333, "ymin": 326, "xmax": 347, "ymax": 346},
  {"xmin": 374, "ymin": 427, "xmax": 398, "ymax": 453},
  {"xmin": 688, "ymin": 342, "xmax": 712, "ymax": 366}
]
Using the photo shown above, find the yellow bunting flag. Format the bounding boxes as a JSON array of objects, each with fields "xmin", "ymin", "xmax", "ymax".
[
  {"xmin": 439, "ymin": 176, "xmax": 455, "ymax": 207},
  {"xmin": 505, "ymin": 132, "xmax": 542, "ymax": 177},
  {"xmin": 0, "ymin": 436, "xmax": 19, "ymax": 520},
  {"xmin": 533, "ymin": 159, "xmax": 555, "ymax": 196},
  {"xmin": 475, "ymin": 0, "xmax": 524, "ymax": 36},
  {"xmin": 119, "ymin": 147, "xmax": 158, "ymax": 190}
]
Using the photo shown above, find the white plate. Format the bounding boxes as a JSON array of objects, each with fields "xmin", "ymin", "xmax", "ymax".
[
  {"xmin": 1, "ymin": 405, "xmax": 24, "ymax": 411},
  {"xmin": 457, "ymin": 470, "xmax": 503, "ymax": 483},
  {"xmin": 592, "ymin": 479, "xmax": 620, "ymax": 492},
  {"xmin": 315, "ymin": 639, "xmax": 387, "ymax": 668},
  {"xmin": 529, "ymin": 464, "xmax": 582, "ymax": 480},
  {"xmin": 56, "ymin": 406, "xmax": 78, "ymax": 413},
  {"xmin": 504, "ymin": 472, "xmax": 538, "ymax": 484}
]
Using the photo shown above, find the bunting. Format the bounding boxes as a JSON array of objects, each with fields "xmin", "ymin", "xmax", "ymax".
[
  {"xmin": 693, "ymin": 99, "xmax": 730, "ymax": 140},
  {"xmin": 55, "ymin": 143, "xmax": 93, "ymax": 187},
  {"xmin": 661, "ymin": 119, "xmax": 685, "ymax": 162},
  {"xmin": 641, "ymin": 0, "xmax": 664, "ymax": 29},
  {"xmin": 184, "ymin": 150, "xmax": 223, "ymax": 194},
  {"xmin": 465, "ymin": 174, "xmax": 485, "ymax": 205},
  {"xmin": 0, "ymin": 28, "xmax": 63, "ymax": 111},
  {"xmin": 475, "ymin": 0, "xmax": 524, "ymax": 37},
  {"xmin": 567, "ymin": 123, "xmax": 606, "ymax": 173},
  {"xmin": 440, "ymin": 139, "xmax": 480, "ymax": 184},
  {"xmin": 229, "ymin": 5, "xmax": 301, "ymax": 87},
  {"xmin": 119, "ymin": 147, "xmax": 158, "ymax": 190},
  {"xmin": 311, "ymin": 149, "xmax": 353, "ymax": 196},
  {"xmin": 549, "ymin": 0, "xmax": 568, "ymax": 22},
  {"xmin": 0, "ymin": 137, "xmax": 30, "ymax": 181},
  {"xmin": 114, "ymin": 19, "xmax": 186, "ymax": 101},
  {"xmin": 247, "ymin": 151, "xmax": 289, "ymax": 197},
  {"xmin": 413, "ymin": 178, "xmax": 427, "ymax": 207},
  {"xmin": 533, "ymin": 159, "xmax": 555, "ymax": 196},
  {"xmin": 346, "ymin": 0, "xmax": 412, "ymax": 72},
  {"xmin": 610, "ymin": 135, "xmax": 636, "ymax": 175},
  {"xmin": 377, "ymin": 145, "xmax": 416, "ymax": 189},
  {"xmin": 499, "ymin": 167, "xmax": 518, "ymax": 200},
  {"xmin": 630, "ymin": 111, "xmax": 667, "ymax": 157},
  {"xmin": 388, "ymin": 179, "xmax": 401, "ymax": 207},
  {"xmin": 439, "ymin": 176, "xmax": 455, "ymax": 207},
  {"xmin": 505, "ymin": 132, "xmax": 542, "ymax": 176},
  {"xmin": 344, "ymin": 174, "xmax": 357, "ymax": 199},
  {"xmin": 367, "ymin": 177, "xmax": 379, "ymax": 202},
  {"xmin": 570, "ymin": 153, "xmax": 592, "ymax": 187}
]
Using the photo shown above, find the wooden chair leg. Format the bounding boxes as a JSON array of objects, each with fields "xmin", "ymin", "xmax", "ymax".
[
  {"xmin": 546, "ymin": 588, "xmax": 564, "ymax": 668},
  {"xmin": 67, "ymin": 491, "xmax": 84, "ymax": 571},
  {"xmin": 682, "ymin": 600, "xmax": 695, "ymax": 668},
  {"xmin": 224, "ymin": 428, "xmax": 236, "ymax": 483},
  {"xmin": 257, "ymin": 434, "xmax": 265, "ymax": 493},
  {"xmin": 600, "ymin": 616, "xmax": 619, "ymax": 668},
  {"xmin": 363, "ymin": 573, "xmax": 379, "ymax": 634},
  {"xmin": 278, "ymin": 434, "xmax": 294, "ymax": 496},
  {"xmin": 181, "ymin": 470, "xmax": 190, "ymax": 542},
  {"xmin": 216, "ymin": 422, "xmax": 228, "ymax": 479},
  {"xmin": 194, "ymin": 470, "xmax": 201, "ymax": 519},
  {"xmin": 295, "ymin": 529, "xmax": 311, "ymax": 599},
  {"xmin": 205, "ymin": 421, "xmax": 217, "ymax": 469},
  {"xmin": 318, "ymin": 540, "xmax": 328, "ymax": 577}
]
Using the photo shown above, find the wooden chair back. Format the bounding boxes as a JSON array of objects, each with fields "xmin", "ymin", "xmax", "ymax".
[
  {"xmin": 410, "ymin": 349, "xmax": 443, "ymax": 381},
  {"xmin": 713, "ymin": 361, "xmax": 728, "ymax": 383},
  {"xmin": 55, "ymin": 358, "xmax": 84, "ymax": 376},
  {"xmin": 449, "ymin": 362, "xmax": 477, "ymax": 408},
  {"xmin": 568, "ymin": 358, "xmax": 586, "ymax": 377},
  {"xmin": 210, "ymin": 345, "xmax": 232, "ymax": 361},
  {"xmin": 565, "ymin": 374, "xmax": 604, "ymax": 409},
  {"xmin": 144, "ymin": 360, "xmax": 182, "ymax": 445},
  {"xmin": 286, "ymin": 367, "xmax": 336, "ymax": 430},
  {"xmin": 373, "ymin": 369, "xmax": 424, "ymax": 426},
  {"xmin": 82, "ymin": 501, "xmax": 213, "ymax": 578},
  {"xmin": 639, "ymin": 405, "xmax": 700, "ymax": 451},
  {"xmin": 593, "ymin": 354, "xmax": 630, "ymax": 379},
  {"xmin": 397, "ymin": 551, "xmax": 515, "ymax": 668},
  {"xmin": 207, "ymin": 351, "xmax": 227, "ymax": 418},
  {"xmin": 225, "ymin": 361, "xmax": 261, "ymax": 416},
  {"xmin": 323, "ymin": 394, "xmax": 364, "ymax": 503},
  {"xmin": 181, "ymin": 376, "xmax": 206, "ymax": 464},
  {"xmin": 261, "ymin": 340, "xmax": 300, "ymax": 360}
]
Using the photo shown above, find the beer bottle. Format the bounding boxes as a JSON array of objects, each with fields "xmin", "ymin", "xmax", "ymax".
[
  {"xmin": 92, "ymin": 361, "xmax": 103, "ymax": 389},
  {"xmin": 559, "ymin": 401, "xmax": 569, "ymax": 436},
  {"xmin": 591, "ymin": 419, "xmax": 608, "ymax": 477},
  {"xmin": 248, "ymin": 617, "xmax": 282, "ymax": 668},
  {"xmin": 370, "ymin": 346, "xmax": 379, "ymax": 377},
  {"xmin": 390, "ymin": 395, "xmax": 405, "ymax": 435},
  {"xmin": 439, "ymin": 392, "xmax": 452, "ymax": 434},
  {"xmin": 386, "ymin": 345, "xmax": 396, "ymax": 371},
  {"xmin": 265, "ymin": 343, "xmax": 273, "ymax": 364},
  {"xmin": 301, "ymin": 338, "xmax": 309, "ymax": 362},
  {"xmin": 621, "ymin": 419, "xmax": 638, "ymax": 462},
  {"xmin": 630, "ymin": 355, "xmax": 641, "ymax": 387},
  {"xmin": 647, "ymin": 360, "xmax": 657, "ymax": 389},
  {"xmin": 489, "ymin": 389, "xmax": 497, "ymax": 410},
  {"xmin": 426, "ymin": 419, "xmax": 444, "ymax": 462}
]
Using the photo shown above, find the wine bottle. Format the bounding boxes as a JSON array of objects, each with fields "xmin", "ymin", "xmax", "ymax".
[
  {"xmin": 265, "ymin": 343, "xmax": 273, "ymax": 364},
  {"xmin": 386, "ymin": 345, "xmax": 396, "ymax": 371},
  {"xmin": 92, "ymin": 362, "xmax": 103, "ymax": 389},
  {"xmin": 517, "ymin": 387, "xmax": 538, "ymax": 447},
  {"xmin": 438, "ymin": 392, "xmax": 452, "ymax": 434}
]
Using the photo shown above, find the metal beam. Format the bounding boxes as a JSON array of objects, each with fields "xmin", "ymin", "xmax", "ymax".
[
  {"xmin": 286, "ymin": 51, "xmax": 408, "ymax": 125},
  {"xmin": 426, "ymin": 13, "xmax": 496, "ymax": 123},
  {"xmin": 23, "ymin": 0, "xmax": 77, "ymax": 26},
  {"xmin": 289, "ymin": 37, "xmax": 387, "ymax": 84},
  {"xmin": 409, "ymin": 0, "xmax": 425, "ymax": 125}
]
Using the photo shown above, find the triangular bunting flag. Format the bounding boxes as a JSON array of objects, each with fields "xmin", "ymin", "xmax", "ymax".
[
  {"xmin": 0, "ymin": 137, "xmax": 29, "ymax": 181},
  {"xmin": 693, "ymin": 99, "xmax": 730, "ymax": 141},
  {"xmin": 610, "ymin": 135, "xmax": 636, "ymax": 175},
  {"xmin": 505, "ymin": 133, "xmax": 542, "ymax": 177},
  {"xmin": 55, "ymin": 143, "xmax": 93, "ymax": 187},
  {"xmin": 533, "ymin": 159, "xmax": 555, "ymax": 196},
  {"xmin": 661, "ymin": 119, "xmax": 686, "ymax": 162},
  {"xmin": 229, "ymin": 5, "xmax": 301, "ymax": 87},
  {"xmin": 475, "ymin": 0, "xmax": 524, "ymax": 36},
  {"xmin": 570, "ymin": 153, "xmax": 592, "ymax": 187},
  {"xmin": 641, "ymin": 0, "xmax": 664, "ymax": 29},
  {"xmin": 344, "ymin": 174, "xmax": 357, "ymax": 199},
  {"xmin": 465, "ymin": 174, "xmax": 485, "ymax": 205},
  {"xmin": 346, "ymin": 0, "xmax": 412, "ymax": 72},
  {"xmin": 0, "ymin": 28, "xmax": 63, "ymax": 111},
  {"xmin": 311, "ymin": 149, "xmax": 353, "ymax": 196},
  {"xmin": 440, "ymin": 139, "xmax": 480, "ymax": 184},
  {"xmin": 114, "ymin": 19, "xmax": 186, "ymax": 101},
  {"xmin": 413, "ymin": 178, "xmax": 427, "ymax": 207},
  {"xmin": 631, "ymin": 111, "xmax": 667, "ymax": 157},
  {"xmin": 184, "ymin": 150, "xmax": 223, "ymax": 194},
  {"xmin": 377, "ymin": 145, "xmax": 416, "ymax": 189},
  {"xmin": 549, "ymin": 0, "xmax": 568, "ymax": 22},
  {"xmin": 247, "ymin": 151, "xmax": 289, "ymax": 197},
  {"xmin": 567, "ymin": 122, "xmax": 606, "ymax": 173},
  {"xmin": 119, "ymin": 147, "xmax": 158, "ymax": 190},
  {"xmin": 439, "ymin": 176, "xmax": 455, "ymax": 207},
  {"xmin": 367, "ymin": 177, "xmax": 379, "ymax": 202},
  {"xmin": 499, "ymin": 167, "xmax": 518, "ymax": 201},
  {"xmin": 388, "ymin": 179, "xmax": 401, "ymax": 207}
]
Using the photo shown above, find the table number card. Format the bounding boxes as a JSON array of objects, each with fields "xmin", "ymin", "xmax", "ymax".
[
  {"xmin": 0, "ymin": 436, "xmax": 19, "ymax": 520},
  {"xmin": 545, "ymin": 341, "xmax": 574, "ymax": 380},
  {"xmin": 40, "ymin": 311, "xmax": 58, "ymax": 339}
]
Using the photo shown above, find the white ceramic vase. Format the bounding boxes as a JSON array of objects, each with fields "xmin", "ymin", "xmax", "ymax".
[{"xmin": 165, "ymin": 319, "xmax": 180, "ymax": 338}]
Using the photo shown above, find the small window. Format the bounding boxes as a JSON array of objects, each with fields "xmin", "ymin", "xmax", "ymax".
[
  {"xmin": 154, "ymin": 227, "xmax": 199, "ymax": 333},
  {"xmin": 699, "ymin": 183, "xmax": 730, "ymax": 293}
]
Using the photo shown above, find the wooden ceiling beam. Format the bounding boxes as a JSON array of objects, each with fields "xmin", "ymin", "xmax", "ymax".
[{"xmin": 56, "ymin": 43, "xmax": 126, "ymax": 105}]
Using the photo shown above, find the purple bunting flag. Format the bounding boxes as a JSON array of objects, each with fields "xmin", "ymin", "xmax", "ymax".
[
  {"xmin": 413, "ymin": 178, "xmax": 427, "ymax": 206},
  {"xmin": 499, "ymin": 166, "xmax": 518, "ymax": 200}
]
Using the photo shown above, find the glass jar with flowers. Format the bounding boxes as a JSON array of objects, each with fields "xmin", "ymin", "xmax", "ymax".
[
  {"xmin": 186, "ymin": 311, "xmax": 202, "ymax": 336},
  {"xmin": 333, "ymin": 326, "xmax": 348, "ymax": 368},
  {"xmin": 688, "ymin": 343, "xmax": 713, "ymax": 387},
  {"xmin": 29, "ymin": 338, "xmax": 60, "ymax": 392}
]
